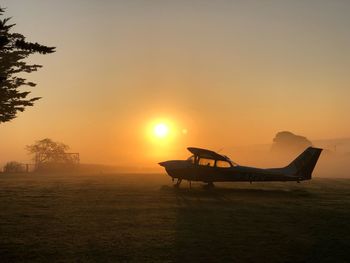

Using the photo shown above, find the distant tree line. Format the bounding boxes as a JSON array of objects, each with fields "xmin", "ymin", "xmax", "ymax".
[{"xmin": 2, "ymin": 138, "xmax": 79, "ymax": 173}]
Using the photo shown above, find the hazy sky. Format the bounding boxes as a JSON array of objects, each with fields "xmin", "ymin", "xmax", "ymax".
[{"xmin": 1, "ymin": 0, "xmax": 350, "ymax": 167}]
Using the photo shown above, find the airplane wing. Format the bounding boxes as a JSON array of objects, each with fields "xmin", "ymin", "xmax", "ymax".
[{"xmin": 187, "ymin": 147, "xmax": 228, "ymax": 161}]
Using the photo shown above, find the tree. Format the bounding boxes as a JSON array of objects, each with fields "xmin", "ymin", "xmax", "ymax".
[
  {"xmin": 0, "ymin": 7, "xmax": 55, "ymax": 123},
  {"xmin": 271, "ymin": 131, "xmax": 312, "ymax": 153},
  {"xmin": 26, "ymin": 138, "xmax": 72, "ymax": 169}
]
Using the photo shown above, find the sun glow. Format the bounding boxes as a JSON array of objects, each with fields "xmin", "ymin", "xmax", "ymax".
[
  {"xmin": 154, "ymin": 123, "xmax": 169, "ymax": 138},
  {"xmin": 144, "ymin": 117, "xmax": 190, "ymax": 161}
]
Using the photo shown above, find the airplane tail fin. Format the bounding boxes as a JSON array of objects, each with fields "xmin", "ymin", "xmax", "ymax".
[{"xmin": 284, "ymin": 147, "xmax": 323, "ymax": 180}]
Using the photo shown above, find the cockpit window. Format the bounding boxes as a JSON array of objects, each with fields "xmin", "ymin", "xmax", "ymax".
[
  {"xmin": 198, "ymin": 158, "xmax": 215, "ymax": 167},
  {"xmin": 216, "ymin": 160, "xmax": 232, "ymax": 168},
  {"xmin": 187, "ymin": 155, "xmax": 195, "ymax": 164}
]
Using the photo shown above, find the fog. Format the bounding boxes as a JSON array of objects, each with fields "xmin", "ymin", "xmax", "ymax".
[
  {"xmin": 1, "ymin": 1, "xmax": 350, "ymax": 178},
  {"xmin": 224, "ymin": 142, "xmax": 350, "ymax": 178}
]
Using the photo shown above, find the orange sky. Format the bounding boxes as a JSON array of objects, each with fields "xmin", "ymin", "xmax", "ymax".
[{"xmin": 1, "ymin": 1, "xmax": 350, "ymax": 167}]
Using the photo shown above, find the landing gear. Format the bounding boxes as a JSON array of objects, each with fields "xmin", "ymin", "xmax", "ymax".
[
  {"xmin": 203, "ymin": 182, "xmax": 214, "ymax": 189},
  {"xmin": 174, "ymin": 178, "xmax": 182, "ymax": 188}
]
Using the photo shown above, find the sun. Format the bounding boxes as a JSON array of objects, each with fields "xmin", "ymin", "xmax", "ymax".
[{"xmin": 154, "ymin": 123, "xmax": 169, "ymax": 138}]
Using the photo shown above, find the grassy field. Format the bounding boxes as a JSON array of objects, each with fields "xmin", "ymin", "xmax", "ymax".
[{"xmin": 0, "ymin": 173, "xmax": 349, "ymax": 262}]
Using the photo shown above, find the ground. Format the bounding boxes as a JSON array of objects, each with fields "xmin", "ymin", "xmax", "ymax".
[{"xmin": 0, "ymin": 173, "xmax": 349, "ymax": 262}]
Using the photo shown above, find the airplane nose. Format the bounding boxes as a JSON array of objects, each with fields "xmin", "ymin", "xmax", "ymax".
[{"xmin": 158, "ymin": 161, "xmax": 167, "ymax": 167}]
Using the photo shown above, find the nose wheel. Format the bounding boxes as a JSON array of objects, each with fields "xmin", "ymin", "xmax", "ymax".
[{"xmin": 174, "ymin": 178, "xmax": 182, "ymax": 188}]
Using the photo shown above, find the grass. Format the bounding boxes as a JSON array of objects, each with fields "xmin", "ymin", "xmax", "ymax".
[{"xmin": 0, "ymin": 173, "xmax": 349, "ymax": 262}]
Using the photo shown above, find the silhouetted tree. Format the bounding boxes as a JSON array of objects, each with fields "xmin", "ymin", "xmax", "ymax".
[
  {"xmin": 0, "ymin": 7, "xmax": 55, "ymax": 123},
  {"xmin": 26, "ymin": 138, "xmax": 72, "ymax": 170},
  {"xmin": 271, "ymin": 131, "xmax": 312, "ymax": 153}
]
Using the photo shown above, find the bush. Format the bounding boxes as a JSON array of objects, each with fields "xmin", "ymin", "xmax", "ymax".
[{"xmin": 3, "ymin": 161, "xmax": 25, "ymax": 173}]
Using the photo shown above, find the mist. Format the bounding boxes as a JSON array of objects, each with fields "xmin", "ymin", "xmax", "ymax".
[{"xmin": 224, "ymin": 143, "xmax": 350, "ymax": 179}]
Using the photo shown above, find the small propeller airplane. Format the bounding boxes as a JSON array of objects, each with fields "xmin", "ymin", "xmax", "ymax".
[{"xmin": 159, "ymin": 147, "xmax": 322, "ymax": 188}]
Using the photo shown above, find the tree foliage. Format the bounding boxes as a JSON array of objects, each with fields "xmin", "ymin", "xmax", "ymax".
[
  {"xmin": 0, "ymin": 7, "xmax": 55, "ymax": 123},
  {"xmin": 271, "ymin": 131, "xmax": 312, "ymax": 153}
]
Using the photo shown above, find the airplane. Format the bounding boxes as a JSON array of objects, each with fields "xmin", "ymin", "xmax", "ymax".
[{"xmin": 159, "ymin": 147, "xmax": 322, "ymax": 188}]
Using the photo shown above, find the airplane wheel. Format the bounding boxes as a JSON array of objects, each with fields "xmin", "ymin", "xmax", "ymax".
[
  {"xmin": 203, "ymin": 182, "xmax": 214, "ymax": 189},
  {"xmin": 174, "ymin": 179, "xmax": 182, "ymax": 188}
]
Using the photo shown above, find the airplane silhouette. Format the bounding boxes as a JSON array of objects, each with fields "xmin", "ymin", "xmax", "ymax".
[{"xmin": 159, "ymin": 147, "xmax": 322, "ymax": 188}]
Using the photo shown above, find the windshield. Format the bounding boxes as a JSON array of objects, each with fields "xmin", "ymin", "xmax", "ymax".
[
  {"xmin": 187, "ymin": 155, "xmax": 195, "ymax": 164},
  {"xmin": 223, "ymin": 155, "xmax": 238, "ymax": 167}
]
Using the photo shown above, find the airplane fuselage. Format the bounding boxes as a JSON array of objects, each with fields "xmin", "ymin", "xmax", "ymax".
[{"xmin": 160, "ymin": 160, "xmax": 304, "ymax": 183}]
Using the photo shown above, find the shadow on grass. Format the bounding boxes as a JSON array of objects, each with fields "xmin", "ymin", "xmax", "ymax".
[{"xmin": 160, "ymin": 184, "xmax": 313, "ymax": 199}]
